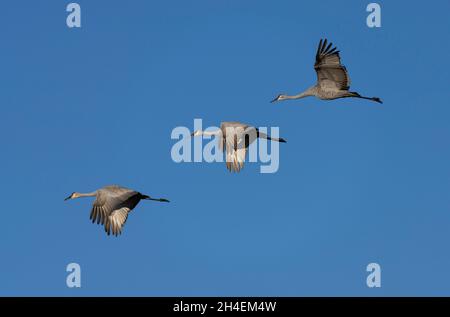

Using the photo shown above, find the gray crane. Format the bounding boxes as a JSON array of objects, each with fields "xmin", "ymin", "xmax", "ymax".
[
  {"xmin": 64, "ymin": 185, "xmax": 169, "ymax": 236},
  {"xmin": 192, "ymin": 121, "xmax": 286, "ymax": 172},
  {"xmin": 271, "ymin": 39, "xmax": 382, "ymax": 104}
]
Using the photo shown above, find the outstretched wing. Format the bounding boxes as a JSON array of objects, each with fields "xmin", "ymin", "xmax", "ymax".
[
  {"xmin": 89, "ymin": 186, "xmax": 140, "ymax": 236},
  {"xmin": 222, "ymin": 124, "xmax": 257, "ymax": 173},
  {"xmin": 104, "ymin": 207, "xmax": 130, "ymax": 236},
  {"xmin": 314, "ymin": 39, "xmax": 351, "ymax": 91},
  {"xmin": 225, "ymin": 141, "xmax": 247, "ymax": 173}
]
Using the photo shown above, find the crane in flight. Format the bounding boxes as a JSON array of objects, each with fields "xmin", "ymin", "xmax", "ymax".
[
  {"xmin": 271, "ymin": 39, "xmax": 382, "ymax": 104},
  {"xmin": 191, "ymin": 121, "xmax": 286, "ymax": 173},
  {"xmin": 64, "ymin": 185, "xmax": 169, "ymax": 236}
]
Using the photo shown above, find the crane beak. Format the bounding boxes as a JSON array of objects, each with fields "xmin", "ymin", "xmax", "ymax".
[
  {"xmin": 270, "ymin": 97, "xmax": 278, "ymax": 103},
  {"xmin": 64, "ymin": 195, "xmax": 72, "ymax": 201}
]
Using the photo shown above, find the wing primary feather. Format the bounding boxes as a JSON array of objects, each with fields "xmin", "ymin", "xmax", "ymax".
[
  {"xmin": 321, "ymin": 39, "xmax": 328, "ymax": 53},
  {"xmin": 316, "ymin": 39, "xmax": 323, "ymax": 59},
  {"xmin": 327, "ymin": 47, "xmax": 337, "ymax": 55}
]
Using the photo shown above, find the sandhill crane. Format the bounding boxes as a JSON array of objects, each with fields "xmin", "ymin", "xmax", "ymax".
[
  {"xmin": 191, "ymin": 121, "xmax": 286, "ymax": 172},
  {"xmin": 271, "ymin": 39, "xmax": 382, "ymax": 104},
  {"xmin": 64, "ymin": 185, "xmax": 169, "ymax": 236}
]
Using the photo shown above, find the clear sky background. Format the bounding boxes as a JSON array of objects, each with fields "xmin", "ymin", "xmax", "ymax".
[{"xmin": 1, "ymin": 0, "xmax": 450, "ymax": 296}]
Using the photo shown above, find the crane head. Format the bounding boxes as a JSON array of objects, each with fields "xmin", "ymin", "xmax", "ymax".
[
  {"xmin": 271, "ymin": 94, "xmax": 286, "ymax": 103},
  {"xmin": 191, "ymin": 130, "xmax": 202, "ymax": 137},
  {"xmin": 64, "ymin": 192, "xmax": 77, "ymax": 201}
]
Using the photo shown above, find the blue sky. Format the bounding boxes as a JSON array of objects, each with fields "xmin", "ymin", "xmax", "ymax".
[{"xmin": 1, "ymin": 0, "xmax": 450, "ymax": 296}]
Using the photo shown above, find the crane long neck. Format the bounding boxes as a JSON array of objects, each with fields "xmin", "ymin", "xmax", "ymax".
[
  {"xmin": 286, "ymin": 87, "xmax": 316, "ymax": 100},
  {"xmin": 201, "ymin": 129, "xmax": 221, "ymax": 136},
  {"xmin": 77, "ymin": 191, "xmax": 97, "ymax": 198}
]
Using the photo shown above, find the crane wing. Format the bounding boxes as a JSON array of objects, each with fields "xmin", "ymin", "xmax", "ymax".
[
  {"xmin": 90, "ymin": 202, "xmax": 108, "ymax": 225},
  {"xmin": 222, "ymin": 124, "xmax": 256, "ymax": 173},
  {"xmin": 225, "ymin": 142, "xmax": 246, "ymax": 172},
  {"xmin": 90, "ymin": 186, "xmax": 139, "ymax": 231},
  {"xmin": 104, "ymin": 207, "xmax": 130, "ymax": 236},
  {"xmin": 314, "ymin": 39, "xmax": 351, "ymax": 91},
  {"xmin": 234, "ymin": 147, "xmax": 246, "ymax": 172}
]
